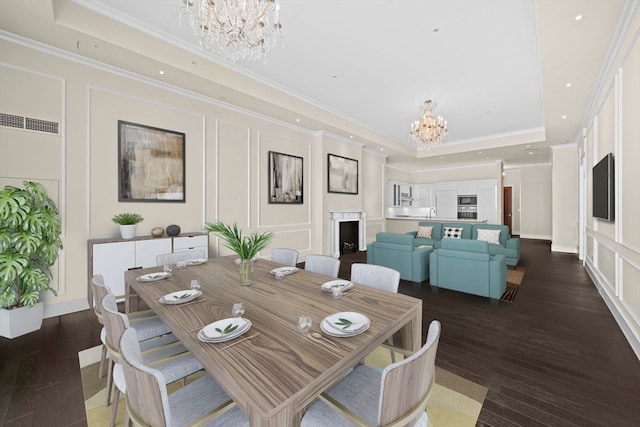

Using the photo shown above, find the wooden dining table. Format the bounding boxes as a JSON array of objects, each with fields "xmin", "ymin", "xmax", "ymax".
[{"xmin": 125, "ymin": 255, "xmax": 422, "ymax": 427}]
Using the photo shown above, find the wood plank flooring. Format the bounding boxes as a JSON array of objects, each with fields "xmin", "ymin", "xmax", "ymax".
[{"xmin": 1, "ymin": 239, "xmax": 639, "ymax": 426}]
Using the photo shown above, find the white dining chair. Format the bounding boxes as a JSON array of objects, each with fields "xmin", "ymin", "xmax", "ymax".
[
  {"xmin": 301, "ymin": 320, "xmax": 441, "ymax": 427},
  {"xmin": 156, "ymin": 249, "xmax": 206, "ymax": 266},
  {"xmin": 304, "ymin": 254, "xmax": 341, "ymax": 278},
  {"xmin": 271, "ymin": 248, "xmax": 299, "ymax": 267},
  {"xmin": 120, "ymin": 327, "xmax": 250, "ymax": 427},
  {"xmin": 90, "ymin": 274, "xmax": 162, "ymax": 378},
  {"xmin": 101, "ymin": 293, "xmax": 203, "ymax": 421},
  {"xmin": 350, "ymin": 263, "xmax": 401, "ymax": 360}
]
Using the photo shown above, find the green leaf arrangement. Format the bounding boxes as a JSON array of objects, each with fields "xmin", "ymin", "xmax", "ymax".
[
  {"xmin": 335, "ymin": 318, "xmax": 354, "ymax": 330},
  {"xmin": 0, "ymin": 181, "xmax": 62, "ymax": 308},
  {"xmin": 111, "ymin": 212, "xmax": 144, "ymax": 225},
  {"xmin": 215, "ymin": 323, "xmax": 240, "ymax": 336},
  {"xmin": 205, "ymin": 221, "xmax": 273, "ymax": 261}
]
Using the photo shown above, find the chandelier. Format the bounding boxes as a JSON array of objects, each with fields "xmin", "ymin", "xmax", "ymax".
[
  {"xmin": 180, "ymin": 0, "xmax": 283, "ymax": 62},
  {"xmin": 409, "ymin": 99, "xmax": 448, "ymax": 149}
]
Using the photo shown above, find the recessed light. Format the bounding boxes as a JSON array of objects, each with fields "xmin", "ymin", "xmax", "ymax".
[
  {"xmin": 295, "ymin": 118, "xmax": 300, "ymax": 122},
  {"xmin": 528, "ymin": 151, "xmax": 534, "ymax": 155},
  {"xmin": 562, "ymin": 115, "xmax": 567, "ymax": 119},
  {"xmin": 575, "ymin": 14, "xmax": 583, "ymax": 21},
  {"xmin": 433, "ymin": 28, "xmax": 440, "ymax": 33},
  {"xmin": 478, "ymin": 151, "xmax": 483, "ymax": 154},
  {"xmin": 566, "ymin": 82, "xmax": 573, "ymax": 87},
  {"xmin": 349, "ymin": 135, "xmax": 354, "ymax": 139},
  {"xmin": 380, "ymin": 148, "xmax": 384, "ymax": 151},
  {"xmin": 159, "ymin": 70, "xmax": 165, "ymax": 75}
]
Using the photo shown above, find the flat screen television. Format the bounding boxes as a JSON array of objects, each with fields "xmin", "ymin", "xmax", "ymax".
[{"xmin": 592, "ymin": 153, "xmax": 614, "ymax": 221}]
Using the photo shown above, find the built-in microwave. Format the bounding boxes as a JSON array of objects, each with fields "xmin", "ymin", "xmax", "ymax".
[{"xmin": 457, "ymin": 195, "xmax": 477, "ymax": 206}]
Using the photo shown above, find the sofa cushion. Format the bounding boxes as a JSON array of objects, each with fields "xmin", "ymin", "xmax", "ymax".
[
  {"xmin": 443, "ymin": 227, "xmax": 463, "ymax": 239},
  {"xmin": 477, "ymin": 228, "xmax": 501, "ymax": 245},
  {"xmin": 440, "ymin": 238, "xmax": 490, "ymax": 254},
  {"xmin": 417, "ymin": 226, "xmax": 433, "ymax": 238}
]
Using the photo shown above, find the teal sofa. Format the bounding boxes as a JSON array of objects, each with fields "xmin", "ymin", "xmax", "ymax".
[
  {"xmin": 429, "ymin": 238, "xmax": 507, "ymax": 305},
  {"xmin": 407, "ymin": 221, "xmax": 520, "ymax": 267},
  {"xmin": 366, "ymin": 232, "xmax": 433, "ymax": 283}
]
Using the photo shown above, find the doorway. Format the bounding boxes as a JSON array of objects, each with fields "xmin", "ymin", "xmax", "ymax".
[{"xmin": 503, "ymin": 186, "xmax": 513, "ymax": 234}]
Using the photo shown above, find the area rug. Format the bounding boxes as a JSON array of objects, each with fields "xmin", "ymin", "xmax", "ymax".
[
  {"xmin": 501, "ymin": 266, "xmax": 526, "ymax": 302},
  {"xmin": 81, "ymin": 345, "xmax": 486, "ymax": 427}
]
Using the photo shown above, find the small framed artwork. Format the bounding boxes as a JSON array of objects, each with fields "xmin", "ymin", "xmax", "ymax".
[
  {"xmin": 328, "ymin": 154, "xmax": 358, "ymax": 194},
  {"xmin": 268, "ymin": 151, "xmax": 303, "ymax": 204},
  {"xmin": 118, "ymin": 120, "xmax": 186, "ymax": 202}
]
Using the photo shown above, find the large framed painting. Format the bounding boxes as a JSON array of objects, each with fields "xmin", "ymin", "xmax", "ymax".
[
  {"xmin": 328, "ymin": 153, "xmax": 358, "ymax": 194},
  {"xmin": 118, "ymin": 120, "xmax": 185, "ymax": 202},
  {"xmin": 268, "ymin": 151, "xmax": 303, "ymax": 204}
]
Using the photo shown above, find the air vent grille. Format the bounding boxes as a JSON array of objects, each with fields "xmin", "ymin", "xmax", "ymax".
[{"xmin": 1, "ymin": 112, "xmax": 60, "ymax": 134}]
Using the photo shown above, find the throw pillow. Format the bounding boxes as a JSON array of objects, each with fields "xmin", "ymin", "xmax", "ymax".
[
  {"xmin": 477, "ymin": 228, "xmax": 501, "ymax": 245},
  {"xmin": 443, "ymin": 227, "xmax": 463, "ymax": 238},
  {"xmin": 417, "ymin": 226, "xmax": 433, "ymax": 239}
]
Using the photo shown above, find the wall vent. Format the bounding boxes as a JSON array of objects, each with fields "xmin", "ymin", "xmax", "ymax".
[{"xmin": 1, "ymin": 112, "xmax": 59, "ymax": 134}]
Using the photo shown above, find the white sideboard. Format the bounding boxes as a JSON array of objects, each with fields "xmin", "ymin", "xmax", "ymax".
[{"xmin": 87, "ymin": 233, "xmax": 208, "ymax": 305}]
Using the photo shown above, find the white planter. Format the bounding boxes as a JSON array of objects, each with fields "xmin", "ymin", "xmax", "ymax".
[
  {"xmin": 119, "ymin": 224, "xmax": 137, "ymax": 239},
  {"xmin": 0, "ymin": 302, "xmax": 44, "ymax": 339}
]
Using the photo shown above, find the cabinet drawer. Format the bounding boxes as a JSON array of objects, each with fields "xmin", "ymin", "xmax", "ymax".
[{"xmin": 173, "ymin": 234, "xmax": 208, "ymax": 251}]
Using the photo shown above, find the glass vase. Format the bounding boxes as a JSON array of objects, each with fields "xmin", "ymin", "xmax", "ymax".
[{"xmin": 239, "ymin": 259, "xmax": 254, "ymax": 286}]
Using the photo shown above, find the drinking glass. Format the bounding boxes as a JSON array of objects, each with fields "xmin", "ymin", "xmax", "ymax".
[
  {"xmin": 162, "ymin": 264, "xmax": 172, "ymax": 274},
  {"xmin": 332, "ymin": 286, "xmax": 344, "ymax": 299},
  {"xmin": 297, "ymin": 314, "xmax": 312, "ymax": 333},
  {"xmin": 190, "ymin": 279, "xmax": 201, "ymax": 291},
  {"xmin": 232, "ymin": 302, "xmax": 245, "ymax": 318}
]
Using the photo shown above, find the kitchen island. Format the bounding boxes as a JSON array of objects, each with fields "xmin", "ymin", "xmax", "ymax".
[{"xmin": 386, "ymin": 216, "xmax": 488, "ymax": 234}]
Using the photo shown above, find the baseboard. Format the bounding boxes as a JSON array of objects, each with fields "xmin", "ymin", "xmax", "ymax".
[
  {"xmin": 43, "ymin": 298, "xmax": 91, "ymax": 319},
  {"xmin": 519, "ymin": 233, "xmax": 552, "ymax": 240},
  {"xmin": 551, "ymin": 244, "xmax": 578, "ymax": 253},
  {"xmin": 585, "ymin": 263, "xmax": 640, "ymax": 361}
]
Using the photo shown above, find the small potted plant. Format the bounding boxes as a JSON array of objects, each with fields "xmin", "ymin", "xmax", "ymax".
[
  {"xmin": 205, "ymin": 221, "xmax": 273, "ymax": 285},
  {"xmin": 0, "ymin": 181, "xmax": 63, "ymax": 338},
  {"xmin": 112, "ymin": 212, "xmax": 144, "ymax": 239}
]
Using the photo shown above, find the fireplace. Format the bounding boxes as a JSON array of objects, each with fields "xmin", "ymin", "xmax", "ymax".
[{"xmin": 329, "ymin": 210, "xmax": 366, "ymax": 258}]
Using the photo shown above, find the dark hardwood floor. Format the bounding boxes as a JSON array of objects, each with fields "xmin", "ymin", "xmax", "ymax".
[{"xmin": 1, "ymin": 239, "xmax": 639, "ymax": 426}]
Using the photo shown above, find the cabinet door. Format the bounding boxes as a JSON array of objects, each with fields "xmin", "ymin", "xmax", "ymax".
[
  {"xmin": 136, "ymin": 238, "xmax": 172, "ymax": 267},
  {"xmin": 173, "ymin": 235, "xmax": 209, "ymax": 257},
  {"xmin": 435, "ymin": 189, "xmax": 458, "ymax": 219},
  {"xmin": 92, "ymin": 241, "xmax": 135, "ymax": 298},
  {"xmin": 477, "ymin": 180, "xmax": 497, "ymax": 223}
]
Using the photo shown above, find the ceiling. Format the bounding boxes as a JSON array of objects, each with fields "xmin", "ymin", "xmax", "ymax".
[{"xmin": 0, "ymin": 0, "xmax": 627, "ymax": 171}]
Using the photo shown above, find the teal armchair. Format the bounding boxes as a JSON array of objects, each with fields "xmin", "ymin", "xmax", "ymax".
[
  {"xmin": 471, "ymin": 224, "xmax": 520, "ymax": 267},
  {"xmin": 366, "ymin": 232, "xmax": 432, "ymax": 283}
]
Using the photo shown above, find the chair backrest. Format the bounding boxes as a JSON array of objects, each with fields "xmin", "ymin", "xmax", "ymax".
[
  {"xmin": 91, "ymin": 274, "xmax": 111, "ymax": 323},
  {"xmin": 378, "ymin": 320, "xmax": 441, "ymax": 426},
  {"xmin": 156, "ymin": 249, "xmax": 206, "ymax": 266},
  {"xmin": 304, "ymin": 254, "xmax": 340, "ymax": 278},
  {"xmin": 120, "ymin": 327, "xmax": 171, "ymax": 427},
  {"xmin": 350, "ymin": 263, "xmax": 400, "ymax": 293},
  {"xmin": 101, "ymin": 293, "xmax": 131, "ymax": 365},
  {"xmin": 271, "ymin": 248, "xmax": 299, "ymax": 267}
]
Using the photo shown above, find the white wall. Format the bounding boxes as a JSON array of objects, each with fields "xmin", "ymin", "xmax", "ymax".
[{"xmin": 551, "ymin": 144, "xmax": 578, "ymax": 253}]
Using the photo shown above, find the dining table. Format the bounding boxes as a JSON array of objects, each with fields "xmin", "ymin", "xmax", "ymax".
[{"xmin": 124, "ymin": 255, "xmax": 423, "ymax": 427}]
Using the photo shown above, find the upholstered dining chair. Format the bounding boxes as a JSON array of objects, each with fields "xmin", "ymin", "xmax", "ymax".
[
  {"xmin": 301, "ymin": 320, "xmax": 441, "ymax": 427},
  {"xmin": 304, "ymin": 254, "xmax": 341, "ymax": 278},
  {"xmin": 101, "ymin": 294, "xmax": 203, "ymax": 422},
  {"xmin": 350, "ymin": 263, "xmax": 401, "ymax": 361},
  {"xmin": 156, "ymin": 249, "xmax": 206, "ymax": 266},
  {"xmin": 90, "ymin": 274, "xmax": 160, "ymax": 378},
  {"xmin": 119, "ymin": 327, "xmax": 250, "ymax": 427},
  {"xmin": 271, "ymin": 248, "xmax": 299, "ymax": 267}
]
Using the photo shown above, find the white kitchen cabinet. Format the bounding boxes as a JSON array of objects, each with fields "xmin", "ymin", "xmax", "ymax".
[
  {"xmin": 415, "ymin": 184, "xmax": 435, "ymax": 207},
  {"xmin": 435, "ymin": 187, "xmax": 458, "ymax": 219},
  {"xmin": 88, "ymin": 233, "xmax": 208, "ymax": 305},
  {"xmin": 457, "ymin": 181, "xmax": 478, "ymax": 195},
  {"xmin": 477, "ymin": 179, "xmax": 498, "ymax": 223},
  {"xmin": 386, "ymin": 181, "xmax": 413, "ymax": 207}
]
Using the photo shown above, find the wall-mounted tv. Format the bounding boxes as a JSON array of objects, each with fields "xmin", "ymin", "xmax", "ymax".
[{"xmin": 592, "ymin": 153, "xmax": 614, "ymax": 221}]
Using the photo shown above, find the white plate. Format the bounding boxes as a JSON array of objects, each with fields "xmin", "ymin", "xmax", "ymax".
[
  {"xmin": 270, "ymin": 266, "xmax": 299, "ymax": 276},
  {"xmin": 199, "ymin": 318, "xmax": 251, "ymax": 342},
  {"xmin": 321, "ymin": 312, "xmax": 370, "ymax": 337},
  {"xmin": 321, "ymin": 280, "xmax": 354, "ymax": 292},
  {"xmin": 185, "ymin": 258, "xmax": 208, "ymax": 266},
  {"xmin": 159, "ymin": 290, "xmax": 202, "ymax": 305},
  {"xmin": 137, "ymin": 272, "xmax": 171, "ymax": 282}
]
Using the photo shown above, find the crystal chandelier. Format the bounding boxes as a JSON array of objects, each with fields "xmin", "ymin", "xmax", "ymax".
[
  {"xmin": 180, "ymin": 0, "xmax": 283, "ymax": 62},
  {"xmin": 409, "ymin": 99, "xmax": 448, "ymax": 149}
]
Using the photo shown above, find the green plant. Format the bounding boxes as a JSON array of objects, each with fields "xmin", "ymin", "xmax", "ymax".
[
  {"xmin": 205, "ymin": 221, "xmax": 273, "ymax": 261},
  {"xmin": 0, "ymin": 181, "xmax": 63, "ymax": 308},
  {"xmin": 111, "ymin": 212, "xmax": 144, "ymax": 225}
]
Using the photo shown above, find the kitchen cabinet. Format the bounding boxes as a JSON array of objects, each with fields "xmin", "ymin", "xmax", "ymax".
[
  {"xmin": 435, "ymin": 182, "xmax": 458, "ymax": 219},
  {"xmin": 477, "ymin": 179, "xmax": 498, "ymax": 223},
  {"xmin": 457, "ymin": 181, "xmax": 478, "ymax": 196},
  {"xmin": 415, "ymin": 184, "xmax": 435, "ymax": 207},
  {"xmin": 386, "ymin": 181, "xmax": 413, "ymax": 207},
  {"xmin": 88, "ymin": 232, "xmax": 208, "ymax": 305}
]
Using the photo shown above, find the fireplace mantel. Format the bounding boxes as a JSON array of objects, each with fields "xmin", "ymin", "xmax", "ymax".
[{"xmin": 329, "ymin": 210, "xmax": 366, "ymax": 258}]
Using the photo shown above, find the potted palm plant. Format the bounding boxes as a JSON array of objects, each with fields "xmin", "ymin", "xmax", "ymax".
[
  {"xmin": 205, "ymin": 221, "xmax": 273, "ymax": 285},
  {"xmin": 0, "ymin": 181, "xmax": 63, "ymax": 338},
  {"xmin": 112, "ymin": 212, "xmax": 144, "ymax": 239}
]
